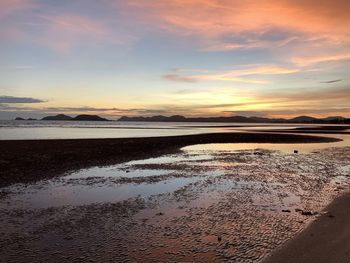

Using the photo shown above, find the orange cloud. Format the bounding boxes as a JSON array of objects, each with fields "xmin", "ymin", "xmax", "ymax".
[
  {"xmin": 121, "ymin": 0, "xmax": 350, "ymax": 52},
  {"xmin": 292, "ymin": 54, "xmax": 350, "ymax": 66},
  {"xmin": 162, "ymin": 65, "xmax": 299, "ymax": 84}
]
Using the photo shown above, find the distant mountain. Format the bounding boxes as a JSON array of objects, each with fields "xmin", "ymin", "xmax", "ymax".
[
  {"xmin": 119, "ymin": 115, "xmax": 187, "ymax": 122},
  {"xmin": 118, "ymin": 115, "xmax": 281, "ymax": 123},
  {"xmin": 42, "ymin": 114, "xmax": 73, "ymax": 121},
  {"xmin": 288, "ymin": 116, "xmax": 320, "ymax": 123},
  {"xmin": 118, "ymin": 115, "xmax": 350, "ymax": 124},
  {"xmin": 321, "ymin": 116, "xmax": 346, "ymax": 121},
  {"xmin": 41, "ymin": 114, "xmax": 108, "ymax": 121},
  {"xmin": 15, "ymin": 117, "xmax": 37, "ymax": 121},
  {"xmin": 73, "ymin": 114, "xmax": 108, "ymax": 121}
]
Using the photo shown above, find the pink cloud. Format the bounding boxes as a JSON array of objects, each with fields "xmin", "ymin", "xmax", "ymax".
[
  {"xmin": 0, "ymin": 0, "xmax": 33, "ymax": 18},
  {"xmin": 0, "ymin": 1, "xmax": 133, "ymax": 53},
  {"xmin": 37, "ymin": 14, "xmax": 114, "ymax": 53},
  {"xmin": 119, "ymin": 0, "xmax": 350, "ymax": 54}
]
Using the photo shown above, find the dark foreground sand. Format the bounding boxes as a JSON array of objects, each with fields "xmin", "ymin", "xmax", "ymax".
[
  {"xmin": 263, "ymin": 192, "xmax": 350, "ymax": 263},
  {"xmin": 0, "ymin": 132, "xmax": 340, "ymax": 187}
]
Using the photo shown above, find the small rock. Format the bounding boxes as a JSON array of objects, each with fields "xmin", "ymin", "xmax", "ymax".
[
  {"xmin": 301, "ymin": 211, "xmax": 317, "ymax": 216},
  {"xmin": 282, "ymin": 209, "xmax": 291, "ymax": 213},
  {"xmin": 294, "ymin": 150, "xmax": 299, "ymax": 154}
]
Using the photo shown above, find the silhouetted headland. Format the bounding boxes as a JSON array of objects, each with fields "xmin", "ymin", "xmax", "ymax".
[
  {"xmin": 15, "ymin": 117, "xmax": 37, "ymax": 121},
  {"xmin": 118, "ymin": 115, "xmax": 350, "ymax": 124},
  {"xmin": 41, "ymin": 114, "xmax": 109, "ymax": 121},
  {"xmin": 14, "ymin": 114, "xmax": 350, "ymax": 124}
]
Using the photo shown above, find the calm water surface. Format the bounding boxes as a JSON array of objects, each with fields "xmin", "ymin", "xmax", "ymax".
[{"xmin": 0, "ymin": 120, "xmax": 344, "ymax": 140}]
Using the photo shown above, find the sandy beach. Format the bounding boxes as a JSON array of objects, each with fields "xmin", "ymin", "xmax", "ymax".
[{"xmin": 263, "ymin": 193, "xmax": 350, "ymax": 263}]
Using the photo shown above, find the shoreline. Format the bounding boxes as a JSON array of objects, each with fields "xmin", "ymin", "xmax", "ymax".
[
  {"xmin": 0, "ymin": 132, "xmax": 340, "ymax": 187},
  {"xmin": 262, "ymin": 191, "xmax": 350, "ymax": 263}
]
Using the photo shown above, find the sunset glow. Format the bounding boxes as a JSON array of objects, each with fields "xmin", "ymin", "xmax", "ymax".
[{"xmin": 1, "ymin": 0, "xmax": 350, "ymax": 119}]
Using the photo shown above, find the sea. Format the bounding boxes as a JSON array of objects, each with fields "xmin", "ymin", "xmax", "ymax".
[{"xmin": 0, "ymin": 120, "xmax": 301, "ymax": 140}]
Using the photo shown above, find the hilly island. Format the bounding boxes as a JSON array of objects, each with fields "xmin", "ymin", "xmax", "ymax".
[{"xmin": 15, "ymin": 114, "xmax": 350, "ymax": 124}]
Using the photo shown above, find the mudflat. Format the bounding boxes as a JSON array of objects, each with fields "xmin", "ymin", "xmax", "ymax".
[{"xmin": 1, "ymin": 139, "xmax": 349, "ymax": 262}]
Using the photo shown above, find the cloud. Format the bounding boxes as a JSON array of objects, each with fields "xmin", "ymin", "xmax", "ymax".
[
  {"xmin": 0, "ymin": 2, "xmax": 134, "ymax": 53},
  {"xmin": 3, "ymin": 0, "xmax": 350, "ymax": 59},
  {"xmin": 261, "ymin": 86, "xmax": 350, "ymax": 102},
  {"xmin": 292, "ymin": 54, "xmax": 350, "ymax": 66},
  {"xmin": 220, "ymin": 111, "xmax": 268, "ymax": 117},
  {"xmin": 0, "ymin": 0, "xmax": 34, "ymax": 18},
  {"xmin": 0, "ymin": 65, "xmax": 32, "ymax": 70},
  {"xmin": 320, "ymin": 79, "xmax": 342, "ymax": 84},
  {"xmin": 161, "ymin": 74, "xmax": 197, "ymax": 83},
  {"xmin": 35, "ymin": 14, "xmax": 129, "ymax": 53},
  {"xmin": 257, "ymin": 107, "xmax": 350, "ymax": 119},
  {"xmin": 162, "ymin": 65, "xmax": 299, "ymax": 84},
  {"xmin": 40, "ymin": 106, "xmax": 171, "ymax": 116},
  {"xmin": 121, "ymin": 0, "xmax": 350, "ymax": 52},
  {"xmin": 0, "ymin": 96, "xmax": 44, "ymax": 103}
]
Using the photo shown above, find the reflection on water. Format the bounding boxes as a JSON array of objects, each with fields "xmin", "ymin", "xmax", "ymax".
[
  {"xmin": 1, "ymin": 177, "xmax": 197, "ymax": 209},
  {"xmin": 183, "ymin": 134, "xmax": 350, "ymax": 154},
  {"xmin": 0, "ymin": 126, "xmax": 207, "ymax": 140},
  {"xmin": 1, "ymin": 120, "xmax": 347, "ymax": 140},
  {"xmin": 65, "ymin": 167, "xmax": 169, "ymax": 179}
]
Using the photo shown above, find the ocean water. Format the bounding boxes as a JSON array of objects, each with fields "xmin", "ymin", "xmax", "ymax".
[{"xmin": 0, "ymin": 120, "xmax": 306, "ymax": 140}]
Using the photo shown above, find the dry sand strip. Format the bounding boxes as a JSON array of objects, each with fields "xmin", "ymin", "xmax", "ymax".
[
  {"xmin": 0, "ymin": 132, "xmax": 340, "ymax": 187},
  {"xmin": 262, "ymin": 192, "xmax": 350, "ymax": 263}
]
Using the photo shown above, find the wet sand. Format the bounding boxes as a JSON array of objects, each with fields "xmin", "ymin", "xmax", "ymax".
[
  {"xmin": 263, "ymin": 192, "xmax": 350, "ymax": 263},
  {"xmin": 254, "ymin": 130, "xmax": 350, "ymax": 135},
  {"xmin": 0, "ymin": 132, "xmax": 340, "ymax": 187}
]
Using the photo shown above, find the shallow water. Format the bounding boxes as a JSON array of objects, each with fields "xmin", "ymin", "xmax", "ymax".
[
  {"xmin": 0, "ymin": 120, "xmax": 343, "ymax": 140},
  {"xmin": 184, "ymin": 134, "xmax": 350, "ymax": 154},
  {"xmin": 0, "ymin": 120, "xmax": 235, "ymax": 140},
  {"xmin": 1, "ymin": 177, "xmax": 199, "ymax": 209}
]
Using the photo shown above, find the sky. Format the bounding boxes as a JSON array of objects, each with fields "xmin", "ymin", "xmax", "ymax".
[{"xmin": 0, "ymin": 0, "xmax": 350, "ymax": 120}]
